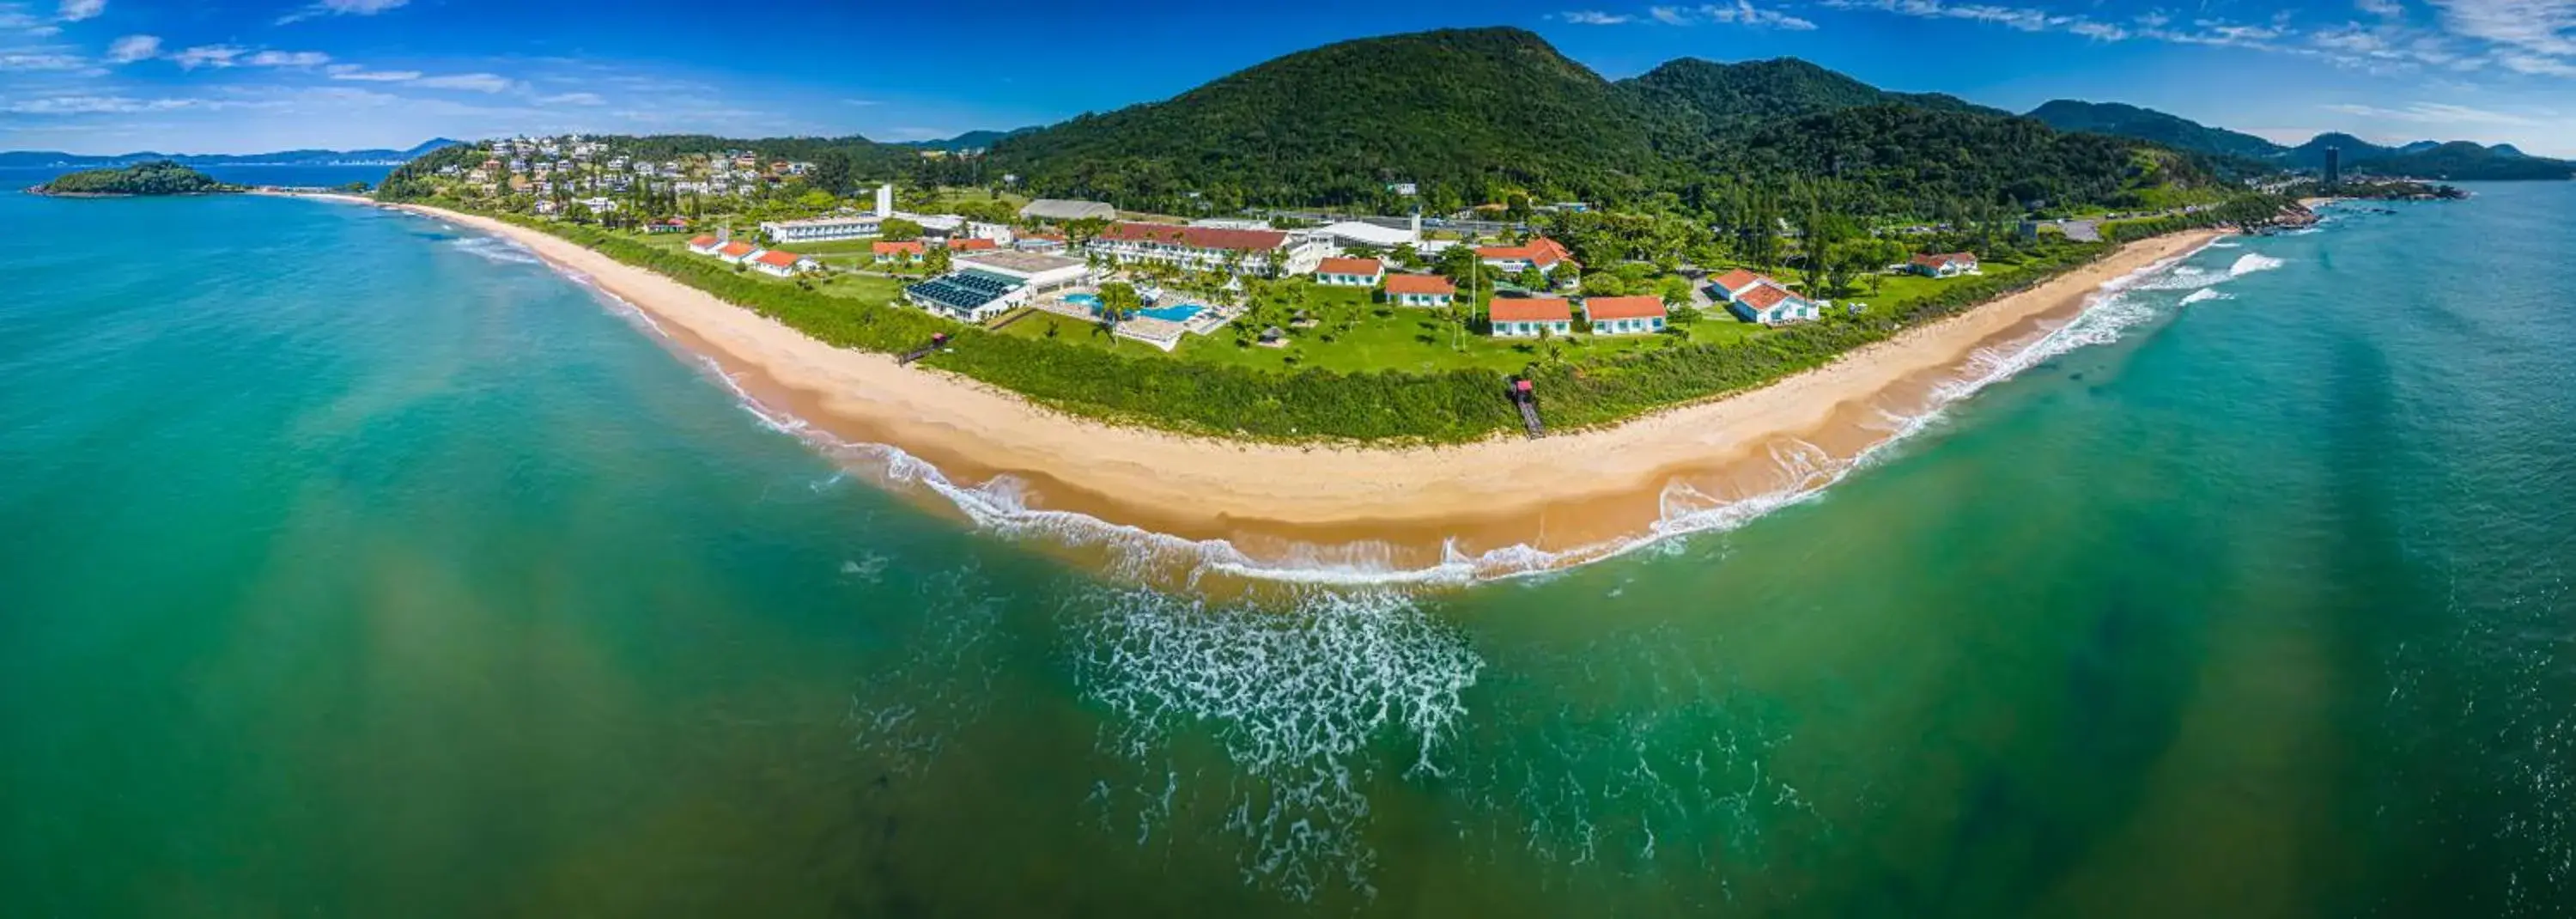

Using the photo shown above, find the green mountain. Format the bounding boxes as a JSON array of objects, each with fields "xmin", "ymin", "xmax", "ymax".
[
  {"xmin": 33, "ymin": 160, "xmax": 237, "ymax": 196},
  {"xmin": 2357, "ymin": 141, "xmax": 2574, "ymax": 180},
  {"xmin": 2025, "ymin": 100, "xmax": 2286, "ymax": 161},
  {"xmin": 1722, "ymin": 104, "xmax": 2201, "ymax": 210},
  {"xmin": 982, "ymin": 27, "xmax": 1674, "ymax": 212},
  {"xmin": 896, "ymin": 129, "xmax": 1030, "ymax": 152},
  {"xmin": 1621, "ymin": 58, "xmax": 2003, "ymax": 142}
]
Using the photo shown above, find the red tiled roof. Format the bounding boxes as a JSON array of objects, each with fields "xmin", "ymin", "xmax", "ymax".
[
  {"xmin": 753, "ymin": 250, "xmax": 801, "ymax": 268},
  {"xmin": 946, "ymin": 237, "xmax": 999, "ymax": 251},
  {"xmin": 1317, "ymin": 257, "xmax": 1382, "ymax": 276},
  {"xmin": 1738, "ymin": 283, "xmax": 1801, "ymax": 310},
  {"xmin": 718, "ymin": 241, "xmax": 757, "ymax": 257},
  {"xmin": 1584, "ymin": 295, "xmax": 1667, "ymax": 321},
  {"xmin": 1383, "ymin": 273, "xmax": 1455, "ymax": 295},
  {"xmin": 1487, "ymin": 296, "xmax": 1571, "ymax": 323},
  {"xmin": 687, "ymin": 234, "xmax": 718, "ymax": 248},
  {"xmin": 1712, "ymin": 268, "xmax": 1765, "ymax": 293},
  {"xmin": 873, "ymin": 240, "xmax": 926, "ymax": 255},
  {"xmin": 1097, "ymin": 221, "xmax": 1289, "ymax": 253},
  {"xmin": 1910, "ymin": 252, "xmax": 1977, "ymax": 267},
  {"xmin": 1476, "ymin": 236, "xmax": 1574, "ymax": 269}
]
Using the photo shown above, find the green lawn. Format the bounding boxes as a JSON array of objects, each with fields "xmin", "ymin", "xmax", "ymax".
[
  {"xmin": 616, "ymin": 228, "xmax": 907, "ymax": 305},
  {"xmin": 1001, "ymin": 282, "xmax": 1767, "ymax": 375}
]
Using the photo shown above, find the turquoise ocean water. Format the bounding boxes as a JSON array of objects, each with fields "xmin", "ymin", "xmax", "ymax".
[{"xmin": 3, "ymin": 180, "xmax": 2571, "ymax": 916}]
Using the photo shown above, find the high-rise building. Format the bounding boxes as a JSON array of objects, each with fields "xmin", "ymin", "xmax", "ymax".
[{"xmin": 2324, "ymin": 146, "xmax": 2342, "ymax": 186}]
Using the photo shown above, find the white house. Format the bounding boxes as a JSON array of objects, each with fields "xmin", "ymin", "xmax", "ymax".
[
  {"xmin": 1488, "ymin": 296, "xmax": 1573, "ymax": 338},
  {"xmin": 1582, "ymin": 295, "xmax": 1668, "ymax": 335},
  {"xmin": 1315, "ymin": 257, "xmax": 1385, "ymax": 287},
  {"xmin": 1906, "ymin": 252, "xmax": 1981, "ymax": 277},
  {"xmin": 1086, "ymin": 222, "xmax": 1330, "ymax": 278},
  {"xmin": 1476, "ymin": 237, "xmax": 1577, "ymax": 277},
  {"xmin": 761, "ymin": 214, "xmax": 884, "ymax": 243},
  {"xmin": 686, "ymin": 234, "xmax": 723, "ymax": 255},
  {"xmin": 716, "ymin": 240, "xmax": 760, "ymax": 264},
  {"xmin": 1383, "ymin": 272, "xmax": 1455, "ymax": 308},
  {"xmin": 1710, "ymin": 270, "xmax": 1820, "ymax": 326},
  {"xmin": 750, "ymin": 249, "xmax": 812, "ymax": 277}
]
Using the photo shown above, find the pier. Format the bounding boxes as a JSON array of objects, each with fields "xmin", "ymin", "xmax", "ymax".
[
  {"xmin": 1509, "ymin": 377, "xmax": 1545, "ymax": 438},
  {"xmin": 897, "ymin": 332, "xmax": 951, "ymax": 366}
]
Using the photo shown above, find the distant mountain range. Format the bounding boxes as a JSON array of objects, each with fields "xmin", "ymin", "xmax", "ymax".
[
  {"xmin": 0, "ymin": 138, "xmax": 461, "ymax": 169},
  {"xmin": 893, "ymin": 129, "xmax": 1033, "ymax": 152},
  {"xmin": 2025, "ymin": 101, "xmax": 2570, "ymax": 180}
]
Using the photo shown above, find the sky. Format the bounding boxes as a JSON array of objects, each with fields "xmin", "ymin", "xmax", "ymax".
[{"xmin": 0, "ymin": 0, "xmax": 2570, "ymax": 155}]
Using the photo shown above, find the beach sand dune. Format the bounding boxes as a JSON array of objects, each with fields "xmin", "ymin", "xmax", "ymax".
[{"xmin": 398, "ymin": 203, "xmax": 2221, "ymax": 581}]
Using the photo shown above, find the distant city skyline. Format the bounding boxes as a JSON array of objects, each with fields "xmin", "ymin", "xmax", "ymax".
[{"xmin": 1, "ymin": 0, "xmax": 2569, "ymax": 155}]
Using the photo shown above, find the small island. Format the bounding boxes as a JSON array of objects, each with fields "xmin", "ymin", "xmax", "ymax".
[{"xmin": 30, "ymin": 160, "xmax": 240, "ymax": 197}]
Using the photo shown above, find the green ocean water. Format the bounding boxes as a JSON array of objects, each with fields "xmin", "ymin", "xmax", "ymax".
[{"xmin": 3, "ymin": 186, "xmax": 2570, "ymax": 916}]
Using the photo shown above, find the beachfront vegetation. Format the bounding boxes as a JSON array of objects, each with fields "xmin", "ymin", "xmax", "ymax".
[{"xmin": 36, "ymin": 161, "xmax": 236, "ymax": 196}]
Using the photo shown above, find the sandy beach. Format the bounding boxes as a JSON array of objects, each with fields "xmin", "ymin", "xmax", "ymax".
[{"xmin": 389, "ymin": 201, "xmax": 2222, "ymax": 578}]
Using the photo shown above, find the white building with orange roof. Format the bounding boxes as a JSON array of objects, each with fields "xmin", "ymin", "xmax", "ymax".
[
  {"xmin": 1315, "ymin": 257, "xmax": 1384, "ymax": 287},
  {"xmin": 1709, "ymin": 269, "xmax": 1820, "ymax": 326},
  {"xmin": 1906, "ymin": 252, "xmax": 1981, "ymax": 277},
  {"xmin": 1487, "ymin": 295, "xmax": 1572, "ymax": 338},
  {"xmin": 1581, "ymin": 295, "xmax": 1668, "ymax": 335},
  {"xmin": 750, "ymin": 249, "xmax": 812, "ymax": 278},
  {"xmin": 716, "ymin": 240, "xmax": 759, "ymax": 264},
  {"xmin": 686, "ymin": 234, "xmax": 723, "ymax": 255},
  {"xmin": 1383, "ymin": 272, "xmax": 1455, "ymax": 308},
  {"xmin": 1476, "ymin": 236, "xmax": 1577, "ymax": 277}
]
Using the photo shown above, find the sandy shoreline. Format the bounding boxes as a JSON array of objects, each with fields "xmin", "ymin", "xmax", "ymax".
[{"xmin": 373, "ymin": 199, "xmax": 2222, "ymax": 580}]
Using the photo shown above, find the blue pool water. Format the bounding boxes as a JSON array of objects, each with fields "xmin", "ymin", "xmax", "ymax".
[
  {"xmin": 1139, "ymin": 304, "xmax": 1205, "ymax": 322},
  {"xmin": 1064, "ymin": 293, "xmax": 1101, "ymax": 308}
]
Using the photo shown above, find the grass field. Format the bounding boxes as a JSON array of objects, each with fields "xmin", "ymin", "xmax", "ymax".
[{"xmin": 1001, "ymin": 282, "xmax": 1765, "ymax": 375}]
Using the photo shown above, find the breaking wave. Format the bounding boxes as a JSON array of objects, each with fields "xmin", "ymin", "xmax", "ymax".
[
  {"xmin": 1068, "ymin": 587, "xmax": 1480, "ymax": 901},
  {"xmin": 447, "ymin": 235, "xmax": 542, "ymax": 265},
  {"xmin": 2180, "ymin": 288, "xmax": 2231, "ymax": 305}
]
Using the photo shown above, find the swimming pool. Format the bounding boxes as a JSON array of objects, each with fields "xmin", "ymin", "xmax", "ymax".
[
  {"xmin": 1138, "ymin": 304, "xmax": 1204, "ymax": 322},
  {"xmin": 1063, "ymin": 293, "xmax": 1102, "ymax": 307}
]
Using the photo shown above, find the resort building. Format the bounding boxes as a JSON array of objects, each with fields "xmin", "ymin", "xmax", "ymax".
[
  {"xmin": 1582, "ymin": 295, "xmax": 1668, "ymax": 335},
  {"xmin": 1476, "ymin": 237, "xmax": 1577, "ymax": 277},
  {"xmin": 1018, "ymin": 198, "xmax": 1118, "ymax": 222},
  {"xmin": 1316, "ymin": 214, "xmax": 1422, "ymax": 251},
  {"xmin": 1710, "ymin": 269, "xmax": 1820, "ymax": 326},
  {"xmin": 944, "ymin": 237, "xmax": 1000, "ymax": 253},
  {"xmin": 686, "ymin": 234, "xmax": 723, "ymax": 255},
  {"xmin": 1488, "ymin": 296, "xmax": 1573, "ymax": 338},
  {"xmin": 760, "ymin": 214, "xmax": 884, "ymax": 244},
  {"xmin": 750, "ymin": 249, "xmax": 813, "ymax": 278},
  {"xmin": 955, "ymin": 251, "xmax": 1088, "ymax": 295},
  {"xmin": 1085, "ymin": 222, "xmax": 1329, "ymax": 278},
  {"xmin": 872, "ymin": 240, "xmax": 927, "ymax": 264},
  {"xmin": 904, "ymin": 270, "xmax": 1026, "ymax": 323},
  {"xmin": 1315, "ymin": 258, "xmax": 1385, "ymax": 287},
  {"xmin": 1383, "ymin": 272, "xmax": 1455, "ymax": 308},
  {"xmin": 1906, "ymin": 252, "xmax": 1981, "ymax": 277},
  {"xmin": 716, "ymin": 241, "xmax": 759, "ymax": 264}
]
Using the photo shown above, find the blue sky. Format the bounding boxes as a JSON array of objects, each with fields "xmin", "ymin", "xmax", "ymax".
[{"xmin": 1, "ymin": 0, "xmax": 2570, "ymax": 155}]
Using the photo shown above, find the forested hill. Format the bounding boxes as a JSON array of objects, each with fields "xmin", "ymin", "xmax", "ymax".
[
  {"xmin": 981, "ymin": 27, "xmax": 1675, "ymax": 213},
  {"xmin": 33, "ymin": 161, "xmax": 237, "ymax": 196},
  {"xmin": 2358, "ymin": 142, "xmax": 2576, "ymax": 180},
  {"xmin": 1622, "ymin": 58, "xmax": 2002, "ymax": 143},
  {"xmin": 981, "ymin": 27, "xmax": 2221, "ymax": 215},
  {"xmin": 2026, "ymin": 100, "xmax": 2286, "ymax": 161}
]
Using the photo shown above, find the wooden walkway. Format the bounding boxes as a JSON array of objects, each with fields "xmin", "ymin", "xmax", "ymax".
[{"xmin": 1510, "ymin": 379, "xmax": 1545, "ymax": 438}]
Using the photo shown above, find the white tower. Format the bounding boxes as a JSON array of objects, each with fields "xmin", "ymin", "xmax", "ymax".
[{"xmin": 874, "ymin": 183, "xmax": 894, "ymax": 218}]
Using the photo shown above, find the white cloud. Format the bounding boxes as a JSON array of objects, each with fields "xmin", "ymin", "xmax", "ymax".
[
  {"xmin": 168, "ymin": 45, "xmax": 245, "ymax": 70},
  {"xmin": 3, "ymin": 94, "xmax": 196, "ymax": 114},
  {"xmin": 2358, "ymin": 0, "xmax": 2407, "ymax": 16},
  {"xmin": 2498, "ymin": 50, "xmax": 2576, "ymax": 72},
  {"xmin": 325, "ymin": 64, "xmax": 421, "ymax": 81},
  {"xmin": 537, "ymin": 91, "xmax": 604, "ymax": 106},
  {"xmin": 2427, "ymin": 0, "xmax": 2576, "ymax": 57},
  {"xmin": 413, "ymin": 72, "xmax": 517, "ymax": 93},
  {"xmin": 1554, "ymin": 9, "xmax": 1636, "ymax": 23},
  {"xmin": 1, "ymin": 51, "xmax": 87, "ymax": 70},
  {"xmin": 276, "ymin": 0, "xmax": 410, "ymax": 25},
  {"xmin": 56, "ymin": 0, "xmax": 103, "ymax": 21},
  {"xmin": 2325, "ymin": 100, "xmax": 2545, "ymax": 124},
  {"xmin": 105, "ymin": 33, "xmax": 160, "ymax": 64},
  {"xmin": 1645, "ymin": 1, "xmax": 1818, "ymax": 28},
  {"xmin": 246, "ymin": 50, "xmax": 331, "ymax": 68}
]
